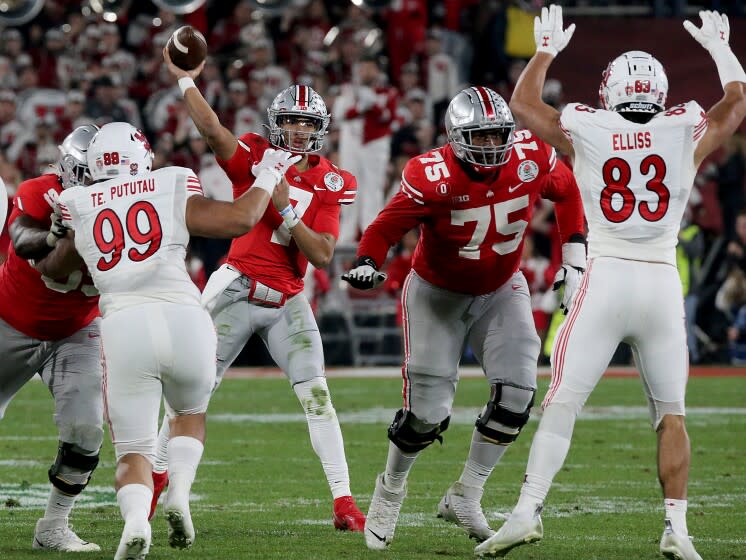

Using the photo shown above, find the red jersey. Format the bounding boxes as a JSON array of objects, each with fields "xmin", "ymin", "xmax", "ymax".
[
  {"xmin": 344, "ymin": 86, "xmax": 400, "ymax": 143},
  {"xmin": 217, "ymin": 133, "xmax": 356, "ymax": 296},
  {"xmin": 358, "ymin": 131, "xmax": 585, "ymax": 295},
  {"xmin": 0, "ymin": 174, "xmax": 99, "ymax": 340}
]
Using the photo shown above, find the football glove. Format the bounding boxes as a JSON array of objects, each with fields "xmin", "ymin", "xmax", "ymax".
[
  {"xmin": 341, "ymin": 256, "xmax": 387, "ymax": 290},
  {"xmin": 552, "ymin": 240, "xmax": 586, "ymax": 314},
  {"xmin": 683, "ymin": 10, "xmax": 730, "ymax": 53},
  {"xmin": 534, "ymin": 4, "xmax": 576, "ymax": 58},
  {"xmin": 46, "ymin": 213, "xmax": 69, "ymax": 247},
  {"xmin": 251, "ymin": 148, "xmax": 302, "ymax": 183}
]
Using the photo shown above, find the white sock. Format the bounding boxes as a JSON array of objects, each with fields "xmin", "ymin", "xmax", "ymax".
[
  {"xmin": 167, "ymin": 436, "xmax": 204, "ymax": 506},
  {"xmin": 514, "ymin": 403, "xmax": 576, "ymax": 516},
  {"xmin": 117, "ymin": 484, "xmax": 152, "ymax": 524},
  {"xmin": 154, "ymin": 415, "xmax": 171, "ymax": 474},
  {"xmin": 664, "ymin": 499, "xmax": 688, "ymax": 535},
  {"xmin": 294, "ymin": 378, "xmax": 351, "ymax": 499},
  {"xmin": 384, "ymin": 440, "xmax": 419, "ymax": 491},
  {"xmin": 459, "ymin": 429, "xmax": 508, "ymax": 489},
  {"xmin": 44, "ymin": 487, "xmax": 76, "ymax": 520}
]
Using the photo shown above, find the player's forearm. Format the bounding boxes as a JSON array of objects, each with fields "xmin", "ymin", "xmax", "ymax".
[
  {"xmin": 291, "ymin": 225, "xmax": 335, "ymax": 268},
  {"xmin": 182, "ymin": 87, "xmax": 238, "ymax": 161},
  {"xmin": 9, "ymin": 220, "xmax": 54, "ymax": 260},
  {"xmin": 510, "ymin": 53, "xmax": 554, "ymax": 121},
  {"xmin": 31, "ymin": 236, "xmax": 83, "ymax": 278},
  {"xmin": 186, "ymin": 189, "xmax": 270, "ymax": 238}
]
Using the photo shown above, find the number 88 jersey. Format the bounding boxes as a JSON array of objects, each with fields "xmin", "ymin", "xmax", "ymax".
[
  {"xmin": 59, "ymin": 166, "xmax": 203, "ymax": 316},
  {"xmin": 559, "ymin": 101, "xmax": 708, "ymax": 265}
]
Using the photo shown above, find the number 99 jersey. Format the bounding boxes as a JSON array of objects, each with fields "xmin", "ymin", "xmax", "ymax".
[
  {"xmin": 58, "ymin": 167, "xmax": 203, "ymax": 316},
  {"xmin": 358, "ymin": 131, "xmax": 585, "ymax": 296},
  {"xmin": 559, "ymin": 101, "xmax": 708, "ymax": 265}
]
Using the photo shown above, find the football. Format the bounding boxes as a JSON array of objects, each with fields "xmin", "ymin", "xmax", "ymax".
[{"xmin": 166, "ymin": 25, "xmax": 207, "ymax": 71}]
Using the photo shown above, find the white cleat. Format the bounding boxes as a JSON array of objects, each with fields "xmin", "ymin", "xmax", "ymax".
[
  {"xmin": 660, "ymin": 528, "xmax": 703, "ymax": 560},
  {"xmin": 114, "ymin": 518, "xmax": 151, "ymax": 560},
  {"xmin": 33, "ymin": 517, "xmax": 101, "ymax": 552},
  {"xmin": 364, "ymin": 473, "xmax": 407, "ymax": 551},
  {"xmin": 437, "ymin": 481, "xmax": 495, "ymax": 542},
  {"xmin": 475, "ymin": 507, "xmax": 543, "ymax": 557},
  {"xmin": 164, "ymin": 492, "xmax": 195, "ymax": 550}
]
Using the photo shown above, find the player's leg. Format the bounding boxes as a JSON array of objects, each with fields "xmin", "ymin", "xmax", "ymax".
[
  {"xmin": 441, "ymin": 272, "xmax": 540, "ymax": 542},
  {"xmin": 477, "ymin": 258, "xmax": 624, "ymax": 557},
  {"xmin": 102, "ymin": 306, "xmax": 164, "ymax": 560},
  {"xmin": 259, "ymin": 294, "xmax": 365, "ymax": 531},
  {"xmin": 630, "ymin": 264, "xmax": 701, "ymax": 560},
  {"xmin": 34, "ymin": 318, "xmax": 103, "ymax": 553},
  {"xmin": 366, "ymin": 272, "xmax": 470, "ymax": 550},
  {"xmin": 151, "ymin": 273, "xmax": 255, "ymax": 518},
  {"xmin": 161, "ymin": 304, "xmax": 217, "ymax": 550}
]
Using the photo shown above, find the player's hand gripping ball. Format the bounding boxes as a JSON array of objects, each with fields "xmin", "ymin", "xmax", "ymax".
[{"xmin": 166, "ymin": 26, "xmax": 207, "ymax": 71}]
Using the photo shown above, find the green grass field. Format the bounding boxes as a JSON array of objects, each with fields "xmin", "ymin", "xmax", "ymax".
[{"xmin": 1, "ymin": 374, "xmax": 744, "ymax": 559}]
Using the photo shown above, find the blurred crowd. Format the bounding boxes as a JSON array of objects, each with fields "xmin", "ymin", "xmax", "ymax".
[{"xmin": 0, "ymin": 0, "xmax": 745, "ymax": 364}]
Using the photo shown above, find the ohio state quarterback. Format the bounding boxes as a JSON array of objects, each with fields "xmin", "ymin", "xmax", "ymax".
[
  {"xmin": 157, "ymin": 47, "xmax": 366, "ymax": 531},
  {"xmin": 343, "ymin": 86, "xmax": 585, "ymax": 551},
  {"xmin": 0, "ymin": 125, "xmax": 102, "ymax": 552},
  {"xmin": 477, "ymin": 7, "xmax": 746, "ymax": 560}
]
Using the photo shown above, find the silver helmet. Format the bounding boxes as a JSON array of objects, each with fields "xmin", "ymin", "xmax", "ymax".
[
  {"xmin": 267, "ymin": 85, "xmax": 330, "ymax": 153},
  {"xmin": 58, "ymin": 124, "xmax": 99, "ymax": 189},
  {"xmin": 445, "ymin": 87, "xmax": 515, "ymax": 167}
]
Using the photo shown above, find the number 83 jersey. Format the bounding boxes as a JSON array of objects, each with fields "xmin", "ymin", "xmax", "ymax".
[
  {"xmin": 559, "ymin": 101, "xmax": 708, "ymax": 265},
  {"xmin": 358, "ymin": 131, "xmax": 585, "ymax": 295},
  {"xmin": 58, "ymin": 167, "xmax": 203, "ymax": 316}
]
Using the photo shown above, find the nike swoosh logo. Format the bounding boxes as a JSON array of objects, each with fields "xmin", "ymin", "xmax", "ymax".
[
  {"xmin": 508, "ymin": 183, "xmax": 524, "ymax": 193},
  {"xmin": 367, "ymin": 529, "xmax": 386, "ymax": 542},
  {"xmin": 313, "ymin": 185, "xmax": 325, "ymax": 191}
]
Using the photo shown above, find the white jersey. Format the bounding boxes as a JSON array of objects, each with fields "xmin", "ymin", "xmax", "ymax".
[
  {"xmin": 58, "ymin": 166, "xmax": 203, "ymax": 316},
  {"xmin": 560, "ymin": 101, "xmax": 708, "ymax": 265}
]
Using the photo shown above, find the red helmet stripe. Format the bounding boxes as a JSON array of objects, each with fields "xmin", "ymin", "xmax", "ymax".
[
  {"xmin": 297, "ymin": 85, "xmax": 308, "ymax": 109},
  {"xmin": 473, "ymin": 86, "xmax": 495, "ymax": 119}
]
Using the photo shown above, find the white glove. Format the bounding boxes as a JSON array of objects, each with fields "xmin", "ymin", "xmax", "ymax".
[
  {"xmin": 534, "ymin": 4, "xmax": 576, "ymax": 57},
  {"xmin": 46, "ymin": 213, "xmax": 69, "ymax": 247},
  {"xmin": 552, "ymin": 241, "xmax": 586, "ymax": 314},
  {"xmin": 341, "ymin": 256, "xmax": 387, "ymax": 290},
  {"xmin": 355, "ymin": 86, "xmax": 378, "ymax": 112},
  {"xmin": 683, "ymin": 10, "xmax": 730, "ymax": 53},
  {"xmin": 684, "ymin": 11, "xmax": 745, "ymax": 88},
  {"xmin": 251, "ymin": 148, "xmax": 302, "ymax": 183}
]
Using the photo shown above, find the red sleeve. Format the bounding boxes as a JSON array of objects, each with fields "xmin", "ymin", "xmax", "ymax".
[
  {"xmin": 312, "ymin": 202, "xmax": 341, "ymax": 239},
  {"xmin": 337, "ymin": 171, "xmax": 357, "ymax": 205},
  {"xmin": 215, "ymin": 134, "xmax": 261, "ymax": 187},
  {"xmin": 540, "ymin": 159, "xmax": 585, "ymax": 244},
  {"xmin": 357, "ymin": 190, "xmax": 428, "ymax": 268},
  {"xmin": 11, "ymin": 177, "xmax": 57, "ymax": 224}
]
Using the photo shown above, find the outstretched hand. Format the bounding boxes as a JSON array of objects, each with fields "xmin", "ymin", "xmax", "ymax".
[
  {"xmin": 683, "ymin": 10, "xmax": 730, "ymax": 53},
  {"xmin": 534, "ymin": 4, "xmax": 576, "ymax": 58}
]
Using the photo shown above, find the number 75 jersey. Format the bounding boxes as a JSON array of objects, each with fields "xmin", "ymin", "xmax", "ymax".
[
  {"xmin": 358, "ymin": 131, "xmax": 585, "ymax": 295},
  {"xmin": 58, "ymin": 166, "xmax": 203, "ymax": 316},
  {"xmin": 559, "ymin": 101, "xmax": 708, "ymax": 265}
]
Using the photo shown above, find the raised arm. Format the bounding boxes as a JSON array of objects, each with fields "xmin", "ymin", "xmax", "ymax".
[
  {"xmin": 186, "ymin": 150, "xmax": 300, "ymax": 238},
  {"xmin": 510, "ymin": 5, "xmax": 576, "ymax": 156},
  {"xmin": 163, "ymin": 47, "xmax": 238, "ymax": 161},
  {"xmin": 684, "ymin": 11, "xmax": 746, "ymax": 167}
]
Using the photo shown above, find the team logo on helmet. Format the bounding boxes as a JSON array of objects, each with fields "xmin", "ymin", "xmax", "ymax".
[
  {"xmin": 323, "ymin": 172, "xmax": 344, "ymax": 192},
  {"xmin": 517, "ymin": 160, "xmax": 539, "ymax": 182}
]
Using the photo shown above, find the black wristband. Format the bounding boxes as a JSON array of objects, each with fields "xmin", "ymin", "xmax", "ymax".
[{"xmin": 352, "ymin": 255, "xmax": 378, "ymax": 270}]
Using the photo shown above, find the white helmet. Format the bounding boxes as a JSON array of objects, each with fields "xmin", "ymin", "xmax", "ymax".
[
  {"xmin": 445, "ymin": 87, "xmax": 515, "ymax": 167},
  {"xmin": 58, "ymin": 124, "xmax": 99, "ymax": 189},
  {"xmin": 266, "ymin": 84, "xmax": 330, "ymax": 153},
  {"xmin": 599, "ymin": 51, "xmax": 668, "ymax": 114},
  {"xmin": 87, "ymin": 122, "xmax": 154, "ymax": 182}
]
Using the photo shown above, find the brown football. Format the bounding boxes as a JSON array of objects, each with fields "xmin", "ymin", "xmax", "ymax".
[{"xmin": 167, "ymin": 26, "xmax": 207, "ymax": 71}]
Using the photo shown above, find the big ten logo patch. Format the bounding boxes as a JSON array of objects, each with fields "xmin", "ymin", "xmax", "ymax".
[{"xmin": 517, "ymin": 160, "xmax": 539, "ymax": 182}]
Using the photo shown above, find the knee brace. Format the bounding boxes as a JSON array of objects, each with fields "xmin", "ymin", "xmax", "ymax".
[
  {"xmin": 475, "ymin": 383, "xmax": 535, "ymax": 445},
  {"xmin": 387, "ymin": 409, "xmax": 450, "ymax": 453},
  {"xmin": 48, "ymin": 442, "xmax": 100, "ymax": 495}
]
